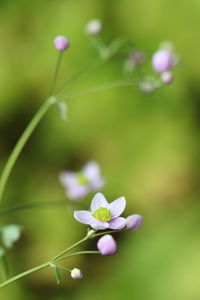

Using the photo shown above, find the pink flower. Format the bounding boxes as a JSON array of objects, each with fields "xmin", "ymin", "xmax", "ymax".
[
  {"xmin": 152, "ymin": 50, "xmax": 173, "ymax": 73},
  {"xmin": 59, "ymin": 161, "xmax": 105, "ymax": 200},
  {"xmin": 74, "ymin": 193, "xmax": 127, "ymax": 230},
  {"xmin": 97, "ymin": 234, "xmax": 117, "ymax": 255},
  {"xmin": 54, "ymin": 36, "xmax": 70, "ymax": 51}
]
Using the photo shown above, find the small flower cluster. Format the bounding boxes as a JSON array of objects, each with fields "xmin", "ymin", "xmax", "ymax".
[
  {"xmin": 71, "ymin": 192, "xmax": 143, "ymax": 278},
  {"xmin": 124, "ymin": 41, "xmax": 179, "ymax": 94}
]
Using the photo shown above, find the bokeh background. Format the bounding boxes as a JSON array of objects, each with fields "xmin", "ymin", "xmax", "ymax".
[{"xmin": 0, "ymin": 0, "xmax": 200, "ymax": 299}]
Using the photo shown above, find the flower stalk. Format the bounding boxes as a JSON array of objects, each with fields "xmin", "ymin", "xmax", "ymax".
[
  {"xmin": 0, "ymin": 97, "xmax": 56, "ymax": 204},
  {"xmin": 0, "ymin": 230, "xmax": 105, "ymax": 289}
]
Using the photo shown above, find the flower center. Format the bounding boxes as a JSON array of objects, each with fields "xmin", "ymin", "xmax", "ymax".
[
  {"xmin": 77, "ymin": 172, "xmax": 89, "ymax": 185},
  {"xmin": 92, "ymin": 207, "xmax": 112, "ymax": 222}
]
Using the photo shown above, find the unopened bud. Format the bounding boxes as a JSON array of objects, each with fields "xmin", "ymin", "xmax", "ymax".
[
  {"xmin": 97, "ymin": 234, "xmax": 117, "ymax": 255},
  {"xmin": 71, "ymin": 268, "xmax": 83, "ymax": 279},
  {"xmin": 126, "ymin": 214, "xmax": 143, "ymax": 231},
  {"xmin": 54, "ymin": 36, "xmax": 70, "ymax": 51}
]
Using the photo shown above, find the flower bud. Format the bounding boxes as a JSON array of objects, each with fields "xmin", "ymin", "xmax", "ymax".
[
  {"xmin": 54, "ymin": 36, "xmax": 70, "ymax": 51},
  {"xmin": 97, "ymin": 234, "xmax": 117, "ymax": 255},
  {"xmin": 71, "ymin": 268, "xmax": 83, "ymax": 279},
  {"xmin": 126, "ymin": 214, "xmax": 143, "ymax": 231},
  {"xmin": 161, "ymin": 71, "xmax": 174, "ymax": 84},
  {"xmin": 152, "ymin": 50, "xmax": 173, "ymax": 73},
  {"xmin": 85, "ymin": 19, "xmax": 102, "ymax": 35}
]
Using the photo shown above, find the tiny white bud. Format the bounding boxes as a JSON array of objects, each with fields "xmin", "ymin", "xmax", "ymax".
[
  {"xmin": 85, "ymin": 19, "xmax": 102, "ymax": 35},
  {"xmin": 161, "ymin": 71, "xmax": 174, "ymax": 84},
  {"xmin": 71, "ymin": 268, "xmax": 83, "ymax": 279}
]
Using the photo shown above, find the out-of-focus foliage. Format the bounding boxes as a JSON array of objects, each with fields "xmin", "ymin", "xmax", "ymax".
[{"xmin": 0, "ymin": 0, "xmax": 200, "ymax": 299}]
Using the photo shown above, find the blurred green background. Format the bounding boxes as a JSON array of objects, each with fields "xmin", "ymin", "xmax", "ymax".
[{"xmin": 0, "ymin": 0, "xmax": 200, "ymax": 299}]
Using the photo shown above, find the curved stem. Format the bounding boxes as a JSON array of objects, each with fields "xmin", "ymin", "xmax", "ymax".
[
  {"xmin": 0, "ymin": 228, "xmax": 126, "ymax": 289},
  {"xmin": 0, "ymin": 98, "xmax": 55, "ymax": 205},
  {"xmin": 55, "ymin": 250, "xmax": 99, "ymax": 263},
  {"xmin": 0, "ymin": 200, "xmax": 68, "ymax": 216},
  {"xmin": 92, "ymin": 228, "xmax": 126, "ymax": 238},
  {"xmin": 62, "ymin": 79, "xmax": 138, "ymax": 100}
]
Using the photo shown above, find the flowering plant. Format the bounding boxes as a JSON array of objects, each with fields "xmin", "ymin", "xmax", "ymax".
[{"xmin": 0, "ymin": 19, "xmax": 179, "ymax": 289}]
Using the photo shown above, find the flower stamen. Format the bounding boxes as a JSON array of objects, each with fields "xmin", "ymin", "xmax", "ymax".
[{"xmin": 92, "ymin": 207, "xmax": 112, "ymax": 222}]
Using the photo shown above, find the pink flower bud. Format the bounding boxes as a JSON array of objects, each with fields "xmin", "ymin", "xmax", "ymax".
[
  {"xmin": 97, "ymin": 234, "xmax": 117, "ymax": 255},
  {"xmin": 161, "ymin": 71, "xmax": 174, "ymax": 84},
  {"xmin": 152, "ymin": 50, "xmax": 173, "ymax": 73},
  {"xmin": 71, "ymin": 268, "xmax": 83, "ymax": 279},
  {"xmin": 126, "ymin": 214, "xmax": 143, "ymax": 231},
  {"xmin": 54, "ymin": 36, "xmax": 70, "ymax": 51}
]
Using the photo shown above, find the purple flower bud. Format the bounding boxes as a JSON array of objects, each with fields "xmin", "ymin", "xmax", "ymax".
[
  {"xmin": 126, "ymin": 214, "xmax": 143, "ymax": 231},
  {"xmin": 85, "ymin": 19, "xmax": 102, "ymax": 35},
  {"xmin": 54, "ymin": 36, "xmax": 70, "ymax": 51},
  {"xmin": 161, "ymin": 71, "xmax": 174, "ymax": 84},
  {"xmin": 97, "ymin": 234, "xmax": 117, "ymax": 255},
  {"xmin": 152, "ymin": 50, "xmax": 173, "ymax": 73},
  {"xmin": 71, "ymin": 268, "xmax": 83, "ymax": 279}
]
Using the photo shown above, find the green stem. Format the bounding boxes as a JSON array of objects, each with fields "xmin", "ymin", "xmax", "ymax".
[
  {"xmin": 49, "ymin": 51, "xmax": 63, "ymax": 96},
  {"xmin": 0, "ymin": 98, "xmax": 55, "ymax": 205},
  {"xmin": 51, "ymin": 234, "xmax": 89, "ymax": 262},
  {"xmin": 0, "ymin": 200, "xmax": 68, "ymax": 216},
  {"xmin": 62, "ymin": 79, "xmax": 138, "ymax": 100},
  {"xmin": 0, "ymin": 254, "xmax": 9, "ymax": 281},
  {"xmin": 54, "ymin": 250, "xmax": 100, "ymax": 263},
  {"xmin": 57, "ymin": 58, "xmax": 103, "ymax": 97},
  {"xmin": 0, "ymin": 248, "xmax": 99, "ymax": 289},
  {"xmin": 0, "ymin": 228, "xmax": 126, "ymax": 289},
  {"xmin": 92, "ymin": 228, "xmax": 126, "ymax": 238},
  {"xmin": 0, "ymin": 261, "xmax": 49, "ymax": 289}
]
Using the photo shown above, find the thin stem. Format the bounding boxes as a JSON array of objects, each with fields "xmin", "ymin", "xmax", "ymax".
[
  {"xmin": 0, "ymin": 228, "xmax": 126, "ymax": 289},
  {"xmin": 0, "ymin": 98, "xmax": 55, "ymax": 205},
  {"xmin": 92, "ymin": 228, "xmax": 127, "ymax": 238},
  {"xmin": 49, "ymin": 52, "xmax": 63, "ymax": 96},
  {"xmin": 56, "ymin": 265, "xmax": 71, "ymax": 272},
  {"xmin": 0, "ymin": 254, "xmax": 9, "ymax": 281},
  {"xmin": 57, "ymin": 58, "xmax": 103, "ymax": 97},
  {"xmin": 51, "ymin": 234, "xmax": 89, "ymax": 262},
  {"xmin": 62, "ymin": 79, "xmax": 138, "ymax": 100},
  {"xmin": 0, "ymin": 261, "xmax": 49, "ymax": 288},
  {"xmin": 107, "ymin": 37, "xmax": 126, "ymax": 59},
  {"xmin": 54, "ymin": 250, "xmax": 100, "ymax": 263},
  {"xmin": 0, "ymin": 249, "xmax": 99, "ymax": 288},
  {"xmin": 0, "ymin": 200, "xmax": 68, "ymax": 216}
]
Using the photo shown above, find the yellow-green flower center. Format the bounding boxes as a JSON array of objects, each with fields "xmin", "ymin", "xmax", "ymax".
[
  {"xmin": 92, "ymin": 207, "xmax": 112, "ymax": 222},
  {"xmin": 77, "ymin": 172, "xmax": 89, "ymax": 185}
]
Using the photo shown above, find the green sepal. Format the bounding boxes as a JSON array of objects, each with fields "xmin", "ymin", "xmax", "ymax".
[
  {"xmin": 57, "ymin": 101, "xmax": 68, "ymax": 120},
  {"xmin": 53, "ymin": 265, "xmax": 62, "ymax": 284}
]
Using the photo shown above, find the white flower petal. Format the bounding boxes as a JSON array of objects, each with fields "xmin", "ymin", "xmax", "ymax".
[
  {"xmin": 74, "ymin": 211, "xmax": 94, "ymax": 225},
  {"xmin": 108, "ymin": 217, "xmax": 126, "ymax": 229},
  {"xmin": 90, "ymin": 193, "xmax": 109, "ymax": 212},
  {"xmin": 82, "ymin": 161, "xmax": 100, "ymax": 180},
  {"xmin": 91, "ymin": 220, "xmax": 109, "ymax": 230},
  {"xmin": 108, "ymin": 197, "xmax": 126, "ymax": 218},
  {"xmin": 59, "ymin": 171, "xmax": 77, "ymax": 187}
]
